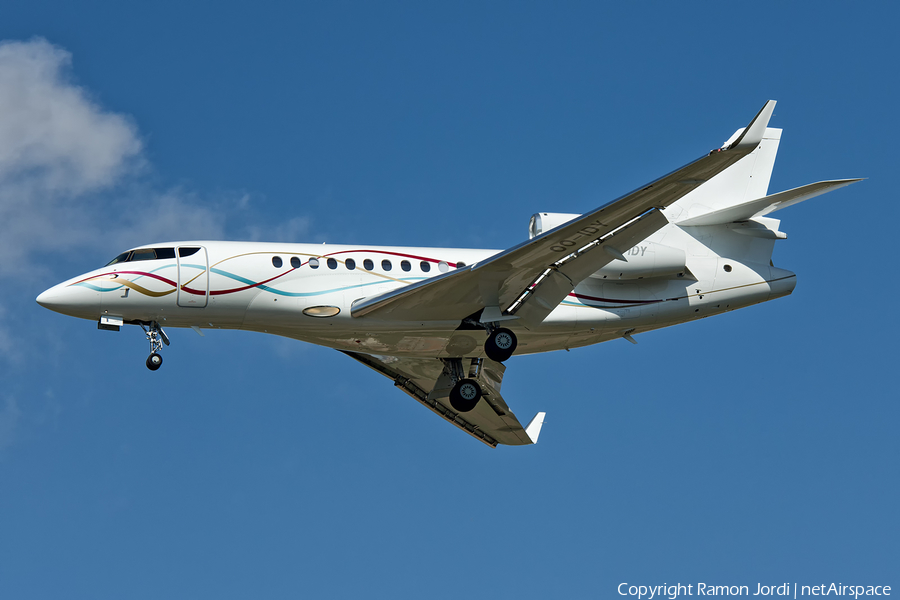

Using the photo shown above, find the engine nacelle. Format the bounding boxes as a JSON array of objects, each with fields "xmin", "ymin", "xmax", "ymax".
[
  {"xmin": 528, "ymin": 212, "xmax": 686, "ymax": 280},
  {"xmin": 528, "ymin": 212, "xmax": 582, "ymax": 239},
  {"xmin": 590, "ymin": 242, "xmax": 686, "ymax": 280}
]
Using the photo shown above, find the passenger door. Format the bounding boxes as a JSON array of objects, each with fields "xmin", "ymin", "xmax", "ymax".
[{"xmin": 177, "ymin": 246, "xmax": 209, "ymax": 307}]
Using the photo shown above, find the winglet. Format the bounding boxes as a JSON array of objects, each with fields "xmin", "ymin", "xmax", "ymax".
[
  {"xmin": 525, "ymin": 412, "xmax": 546, "ymax": 444},
  {"xmin": 726, "ymin": 100, "xmax": 776, "ymax": 151}
]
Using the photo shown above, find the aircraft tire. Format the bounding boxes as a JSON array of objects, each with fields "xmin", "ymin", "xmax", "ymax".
[
  {"xmin": 484, "ymin": 328, "xmax": 517, "ymax": 362},
  {"xmin": 146, "ymin": 352, "xmax": 163, "ymax": 371},
  {"xmin": 449, "ymin": 379, "xmax": 482, "ymax": 413}
]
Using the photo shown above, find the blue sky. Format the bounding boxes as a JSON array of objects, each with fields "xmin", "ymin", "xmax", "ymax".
[{"xmin": 1, "ymin": 2, "xmax": 897, "ymax": 598}]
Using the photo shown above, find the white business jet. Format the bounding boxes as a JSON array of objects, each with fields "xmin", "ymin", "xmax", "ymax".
[{"xmin": 36, "ymin": 100, "xmax": 860, "ymax": 447}]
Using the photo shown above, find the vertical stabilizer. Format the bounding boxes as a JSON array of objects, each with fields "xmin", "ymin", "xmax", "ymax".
[
  {"xmin": 745, "ymin": 127, "xmax": 782, "ymax": 200},
  {"xmin": 664, "ymin": 127, "xmax": 782, "ymax": 223}
]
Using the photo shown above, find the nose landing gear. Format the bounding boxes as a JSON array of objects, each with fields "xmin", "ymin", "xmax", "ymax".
[
  {"xmin": 146, "ymin": 352, "xmax": 163, "ymax": 371},
  {"xmin": 140, "ymin": 321, "xmax": 169, "ymax": 371}
]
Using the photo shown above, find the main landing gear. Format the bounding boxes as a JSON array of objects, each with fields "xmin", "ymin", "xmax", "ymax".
[
  {"xmin": 461, "ymin": 310, "xmax": 519, "ymax": 363},
  {"xmin": 443, "ymin": 357, "xmax": 483, "ymax": 413},
  {"xmin": 449, "ymin": 379, "xmax": 482, "ymax": 413},
  {"xmin": 140, "ymin": 321, "xmax": 169, "ymax": 371},
  {"xmin": 483, "ymin": 326, "xmax": 517, "ymax": 363}
]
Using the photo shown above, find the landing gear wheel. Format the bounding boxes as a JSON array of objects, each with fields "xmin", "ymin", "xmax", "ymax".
[
  {"xmin": 146, "ymin": 352, "xmax": 163, "ymax": 371},
  {"xmin": 484, "ymin": 327, "xmax": 517, "ymax": 363},
  {"xmin": 449, "ymin": 378, "xmax": 482, "ymax": 413}
]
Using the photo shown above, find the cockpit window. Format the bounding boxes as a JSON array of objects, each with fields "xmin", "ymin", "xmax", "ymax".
[
  {"xmin": 105, "ymin": 247, "xmax": 180, "ymax": 266},
  {"xmin": 106, "ymin": 252, "xmax": 131, "ymax": 266},
  {"xmin": 130, "ymin": 248, "xmax": 158, "ymax": 261}
]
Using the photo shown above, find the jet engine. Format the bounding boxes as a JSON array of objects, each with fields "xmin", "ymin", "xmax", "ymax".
[
  {"xmin": 528, "ymin": 212, "xmax": 582, "ymax": 239},
  {"xmin": 590, "ymin": 242, "xmax": 686, "ymax": 280},
  {"xmin": 528, "ymin": 212, "xmax": 686, "ymax": 280}
]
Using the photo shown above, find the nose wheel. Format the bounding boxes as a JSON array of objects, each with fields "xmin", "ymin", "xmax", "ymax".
[
  {"xmin": 146, "ymin": 352, "xmax": 163, "ymax": 371},
  {"xmin": 140, "ymin": 321, "xmax": 169, "ymax": 371}
]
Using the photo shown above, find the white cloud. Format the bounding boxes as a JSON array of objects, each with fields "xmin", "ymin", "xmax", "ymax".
[
  {"xmin": 0, "ymin": 38, "xmax": 142, "ymax": 195},
  {"xmin": 0, "ymin": 38, "xmax": 141, "ymax": 277},
  {"xmin": 0, "ymin": 38, "xmax": 322, "ymax": 278},
  {"xmin": 0, "ymin": 38, "xmax": 318, "ymax": 371},
  {"xmin": 110, "ymin": 186, "xmax": 229, "ymax": 247},
  {"xmin": 0, "ymin": 38, "xmax": 237, "ymax": 280}
]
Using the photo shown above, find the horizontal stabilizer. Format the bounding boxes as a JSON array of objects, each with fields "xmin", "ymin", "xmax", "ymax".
[{"xmin": 675, "ymin": 179, "xmax": 862, "ymax": 226}]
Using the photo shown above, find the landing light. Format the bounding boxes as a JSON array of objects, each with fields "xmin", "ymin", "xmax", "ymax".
[{"xmin": 303, "ymin": 306, "xmax": 341, "ymax": 318}]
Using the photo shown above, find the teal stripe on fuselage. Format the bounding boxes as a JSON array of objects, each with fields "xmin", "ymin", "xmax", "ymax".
[
  {"xmin": 72, "ymin": 262, "xmax": 426, "ymax": 298},
  {"xmin": 208, "ymin": 266, "xmax": 426, "ymax": 297}
]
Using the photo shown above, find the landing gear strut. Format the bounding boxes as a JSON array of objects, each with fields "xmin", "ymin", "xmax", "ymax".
[
  {"xmin": 140, "ymin": 321, "xmax": 169, "ymax": 371},
  {"xmin": 484, "ymin": 326, "xmax": 517, "ymax": 363}
]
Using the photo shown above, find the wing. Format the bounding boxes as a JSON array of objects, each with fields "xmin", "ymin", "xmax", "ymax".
[
  {"xmin": 351, "ymin": 100, "xmax": 777, "ymax": 327},
  {"xmin": 342, "ymin": 351, "xmax": 544, "ymax": 448}
]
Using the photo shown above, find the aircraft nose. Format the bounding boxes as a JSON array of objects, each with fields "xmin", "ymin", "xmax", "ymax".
[
  {"xmin": 36, "ymin": 287, "xmax": 58, "ymax": 309},
  {"xmin": 36, "ymin": 281, "xmax": 101, "ymax": 320}
]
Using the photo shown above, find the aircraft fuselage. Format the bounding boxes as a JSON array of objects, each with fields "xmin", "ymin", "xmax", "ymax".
[{"xmin": 37, "ymin": 232, "xmax": 796, "ymax": 358}]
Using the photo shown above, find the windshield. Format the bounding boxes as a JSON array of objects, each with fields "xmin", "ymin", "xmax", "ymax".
[
  {"xmin": 104, "ymin": 247, "xmax": 180, "ymax": 266},
  {"xmin": 106, "ymin": 251, "xmax": 131, "ymax": 266}
]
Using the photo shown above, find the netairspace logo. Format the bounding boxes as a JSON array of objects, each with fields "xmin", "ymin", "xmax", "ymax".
[{"xmin": 617, "ymin": 582, "xmax": 892, "ymax": 599}]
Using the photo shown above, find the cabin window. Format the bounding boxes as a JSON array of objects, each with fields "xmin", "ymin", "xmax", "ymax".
[
  {"xmin": 327, "ymin": 258, "xmax": 338, "ymax": 269},
  {"xmin": 346, "ymin": 258, "xmax": 356, "ymax": 270},
  {"xmin": 178, "ymin": 247, "xmax": 201, "ymax": 258},
  {"xmin": 382, "ymin": 259, "xmax": 392, "ymax": 271},
  {"xmin": 272, "ymin": 256, "xmax": 283, "ymax": 268},
  {"xmin": 457, "ymin": 261, "xmax": 465, "ymax": 268},
  {"xmin": 438, "ymin": 261, "xmax": 449, "ymax": 273},
  {"xmin": 290, "ymin": 257, "xmax": 301, "ymax": 268},
  {"xmin": 420, "ymin": 261, "xmax": 431, "ymax": 273},
  {"xmin": 723, "ymin": 264, "xmax": 733, "ymax": 272},
  {"xmin": 401, "ymin": 260, "xmax": 411, "ymax": 272},
  {"xmin": 309, "ymin": 258, "xmax": 320, "ymax": 269},
  {"xmin": 363, "ymin": 259, "xmax": 374, "ymax": 271}
]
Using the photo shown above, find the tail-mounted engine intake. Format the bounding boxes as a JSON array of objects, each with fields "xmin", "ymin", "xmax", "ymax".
[
  {"xmin": 528, "ymin": 212, "xmax": 687, "ymax": 280},
  {"xmin": 528, "ymin": 212, "xmax": 582, "ymax": 239}
]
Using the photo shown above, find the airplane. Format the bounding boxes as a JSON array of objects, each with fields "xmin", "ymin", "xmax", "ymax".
[{"xmin": 36, "ymin": 100, "xmax": 860, "ymax": 448}]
